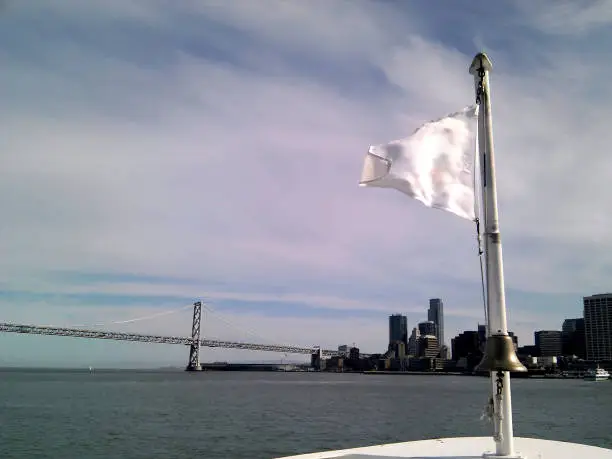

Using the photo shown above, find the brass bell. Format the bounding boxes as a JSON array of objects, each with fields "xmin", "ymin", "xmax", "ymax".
[{"xmin": 475, "ymin": 334, "xmax": 527, "ymax": 372}]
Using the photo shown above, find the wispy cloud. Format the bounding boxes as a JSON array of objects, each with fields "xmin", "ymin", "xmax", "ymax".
[
  {"xmin": 513, "ymin": 0, "xmax": 612, "ymax": 36},
  {"xmin": 0, "ymin": 1, "xmax": 608, "ymax": 366}
]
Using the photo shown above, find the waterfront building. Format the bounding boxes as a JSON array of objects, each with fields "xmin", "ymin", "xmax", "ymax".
[
  {"xmin": 584, "ymin": 294, "xmax": 612, "ymax": 361},
  {"xmin": 338, "ymin": 345, "xmax": 349, "ymax": 358},
  {"xmin": 535, "ymin": 330, "xmax": 562, "ymax": 357},
  {"xmin": 451, "ymin": 331, "xmax": 480, "ymax": 361},
  {"xmin": 561, "ymin": 318, "xmax": 586, "ymax": 358}
]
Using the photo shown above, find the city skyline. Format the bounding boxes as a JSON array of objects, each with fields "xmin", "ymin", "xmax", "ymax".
[
  {"xmin": 0, "ymin": 292, "xmax": 605, "ymax": 368},
  {"xmin": 385, "ymin": 293, "xmax": 610, "ymax": 362},
  {"xmin": 2, "ymin": 2, "xmax": 612, "ymax": 367}
]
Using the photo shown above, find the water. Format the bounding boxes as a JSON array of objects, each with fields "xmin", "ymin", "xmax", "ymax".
[{"xmin": 1, "ymin": 369, "xmax": 611, "ymax": 458}]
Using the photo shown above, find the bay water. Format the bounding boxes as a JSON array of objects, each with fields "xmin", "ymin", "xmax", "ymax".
[{"xmin": 1, "ymin": 369, "xmax": 610, "ymax": 458}]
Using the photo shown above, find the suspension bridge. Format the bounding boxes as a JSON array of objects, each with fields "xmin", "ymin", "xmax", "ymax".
[{"xmin": 0, "ymin": 301, "xmax": 338, "ymax": 371}]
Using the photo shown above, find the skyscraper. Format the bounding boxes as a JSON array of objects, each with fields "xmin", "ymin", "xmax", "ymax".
[
  {"xmin": 428, "ymin": 298, "xmax": 444, "ymax": 347},
  {"xmin": 584, "ymin": 294, "xmax": 612, "ymax": 361},
  {"xmin": 389, "ymin": 314, "xmax": 408, "ymax": 347}
]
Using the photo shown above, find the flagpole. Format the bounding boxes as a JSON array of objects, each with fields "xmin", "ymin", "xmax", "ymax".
[
  {"xmin": 473, "ymin": 63, "xmax": 500, "ymax": 445},
  {"xmin": 469, "ymin": 53, "xmax": 520, "ymax": 458}
]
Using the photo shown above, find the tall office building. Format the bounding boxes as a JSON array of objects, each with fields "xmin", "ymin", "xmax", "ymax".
[
  {"xmin": 584, "ymin": 294, "xmax": 612, "ymax": 361},
  {"xmin": 534, "ymin": 330, "xmax": 562, "ymax": 357},
  {"xmin": 428, "ymin": 298, "xmax": 444, "ymax": 347},
  {"xmin": 389, "ymin": 314, "xmax": 408, "ymax": 347}
]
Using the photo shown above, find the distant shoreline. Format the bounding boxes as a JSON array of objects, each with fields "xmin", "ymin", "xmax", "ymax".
[
  {"xmin": 360, "ymin": 370, "xmax": 590, "ymax": 379},
  {"xmin": 361, "ymin": 370, "xmax": 466, "ymax": 376},
  {"xmin": 0, "ymin": 367, "xmax": 596, "ymax": 379}
]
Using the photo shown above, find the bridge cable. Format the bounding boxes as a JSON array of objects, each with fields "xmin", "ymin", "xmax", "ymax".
[
  {"xmin": 200, "ymin": 302, "xmax": 296, "ymax": 348},
  {"xmin": 45, "ymin": 304, "xmax": 193, "ymax": 329},
  {"xmin": 200, "ymin": 302, "xmax": 276, "ymax": 343}
]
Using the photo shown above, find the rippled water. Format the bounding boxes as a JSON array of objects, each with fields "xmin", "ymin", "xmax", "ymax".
[{"xmin": 1, "ymin": 369, "xmax": 611, "ymax": 458}]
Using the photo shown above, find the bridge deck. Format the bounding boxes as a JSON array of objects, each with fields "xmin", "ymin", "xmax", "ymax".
[{"xmin": 0, "ymin": 322, "xmax": 338, "ymax": 356}]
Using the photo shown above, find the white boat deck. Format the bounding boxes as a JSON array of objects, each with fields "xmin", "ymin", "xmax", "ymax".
[{"xmin": 276, "ymin": 436, "xmax": 612, "ymax": 458}]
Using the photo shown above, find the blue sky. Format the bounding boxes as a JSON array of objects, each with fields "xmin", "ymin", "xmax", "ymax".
[{"xmin": 1, "ymin": 1, "xmax": 612, "ymax": 367}]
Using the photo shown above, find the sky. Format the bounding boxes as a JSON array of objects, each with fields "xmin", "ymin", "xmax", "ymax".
[{"xmin": 1, "ymin": 0, "xmax": 612, "ymax": 368}]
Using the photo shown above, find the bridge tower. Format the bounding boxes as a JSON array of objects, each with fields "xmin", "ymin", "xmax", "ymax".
[{"xmin": 186, "ymin": 301, "xmax": 203, "ymax": 371}]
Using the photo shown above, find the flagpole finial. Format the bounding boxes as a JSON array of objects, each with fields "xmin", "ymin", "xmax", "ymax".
[{"xmin": 469, "ymin": 52, "xmax": 492, "ymax": 75}]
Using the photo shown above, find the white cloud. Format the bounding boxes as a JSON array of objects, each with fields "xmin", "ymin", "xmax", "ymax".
[
  {"xmin": 188, "ymin": 0, "xmax": 409, "ymax": 60},
  {"xmin": 514, "ymin": 0, "xmax": 612, "ymax": 36},
  {"xmin": 0, "ymin": 1, "xmax": 609, "ymax": 365},
  {"xmin": 0, "ymin": 279, "xmax": 483, "ymax": 317}
]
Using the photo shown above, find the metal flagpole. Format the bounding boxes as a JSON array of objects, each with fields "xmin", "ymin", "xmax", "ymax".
[
  {"xmin": 473, "ymin": 66, "xmax": 501, "ymax": 447},
  {"xmin": 469, "ymin": 53, "xmax": 526, "ymax": 458}
]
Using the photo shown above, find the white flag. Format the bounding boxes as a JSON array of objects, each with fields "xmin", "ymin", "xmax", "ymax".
[{"xmin": 360, "ymin": 105, "xmax": 478, "ymax": 220}]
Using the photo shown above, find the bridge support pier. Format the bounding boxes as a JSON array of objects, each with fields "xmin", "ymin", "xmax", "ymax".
[{"xmin": 186, "ymin": 301, "xmax": 203, "ymax": 371}]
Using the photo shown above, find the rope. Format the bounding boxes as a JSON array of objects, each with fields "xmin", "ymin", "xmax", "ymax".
[{"xmin": 473, "ymin": 107, "xmax": 488, "ymax": 332}]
